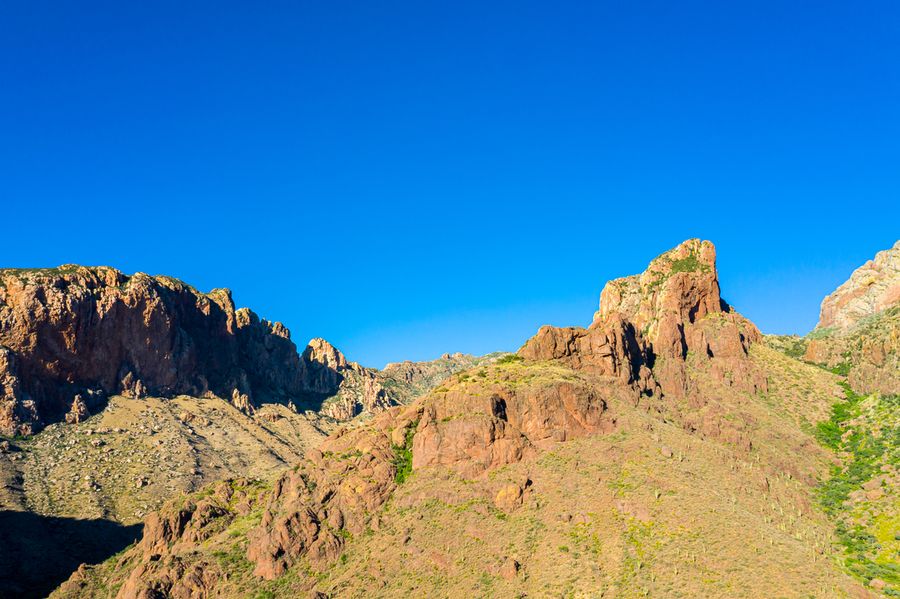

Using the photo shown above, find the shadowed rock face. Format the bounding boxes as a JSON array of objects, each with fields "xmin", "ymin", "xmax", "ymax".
[
  {"xmin": 0, "ymin": 510, "xmax": 141, "ymax": 599},
  {"xmin": 303, "ymin": 338, "xmax": 395, "ymax": 420},
  {"xmin": 0, "ymin": 266, "xmax": 310, "ymax": 435}
]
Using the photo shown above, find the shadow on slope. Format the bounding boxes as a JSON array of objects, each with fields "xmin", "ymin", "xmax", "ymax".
[{"xmin": 0, "ymin": 510, "xmax": 141, "ymax": 598}]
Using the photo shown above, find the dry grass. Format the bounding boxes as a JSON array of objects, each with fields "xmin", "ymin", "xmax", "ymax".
[{"xmin": 7, "ymin": 395, "xmax": 328, "ymax": 524}]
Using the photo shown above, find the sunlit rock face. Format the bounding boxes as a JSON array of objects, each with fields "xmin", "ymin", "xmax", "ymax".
[{"xmin": 0, "ymin": 266, "xmax": 309, "ymax": 435}]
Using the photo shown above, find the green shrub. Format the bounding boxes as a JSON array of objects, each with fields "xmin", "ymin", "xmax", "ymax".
[
  {"xmin": 391, "ymin": 422, "xmax": 418, "ymax": 484},
  {"xmin": 496, "ymin": 354, "xmax": 524, "ymax": 365},
  {"xmin": 670, "ymin": 255, "xmax": 701, "ymax": 273},
  {"xmin": 815, "ymin": 384, "xmax": 900, "ymax": 591}
]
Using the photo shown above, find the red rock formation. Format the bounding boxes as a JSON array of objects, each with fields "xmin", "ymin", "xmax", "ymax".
[
  {"xmin": 802, "ymin": 241, "xmax": 900, "ymax": 395},
  {"xmin": 518, "ymin": 314, "xmax": 649, "ymax": 385},
  {"xmin": 414, "ymin": 379, "xmax": 614, "ymax": 478},
  {"xmin": 0, "ymin": 266, "xmax": 311, "ymax": 435},
  {"xmin": 519, "ymin": 239, "xmax": 765, "ymax": 401},
  {"xmin": 303, "ymin": 338, "xmax": 395, "ymax": 420}
]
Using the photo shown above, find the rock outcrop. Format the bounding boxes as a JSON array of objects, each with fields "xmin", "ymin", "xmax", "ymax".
[
  {"xmin": 0, "ymin": 267, "xmax": 316, "ymax": 435},
  {"xmin": 520, "ymin": 239, "xmax": 765, "ymax": 401},
  {"xmin": 815, "ymin": 241, "xmax": 900, "ymax": 332},
  {"xmin": 304, "ymin": 338, "xmax": 395, "ymax": 420},
  {"xmin": 803, "ymin": 241, "xmax": 900, "ymax": 395}
]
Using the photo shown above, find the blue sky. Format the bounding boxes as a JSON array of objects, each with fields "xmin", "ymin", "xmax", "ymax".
[{"xmin": 2, "ymin": 1, "xmax": 898, "ymax": 367}]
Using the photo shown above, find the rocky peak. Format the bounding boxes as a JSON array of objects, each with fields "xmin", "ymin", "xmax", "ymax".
[
  {"xmin": 303, "ymin": 338, "xmax": 349, "ymax": 371},
  {"xmin": 815, "ymin": 240, "xmax": 900, "ymax": 331},
  {"xmin": 595, "ymin": 239, "xmax": 724, "ymax": 348},
  {"xmin": 519, "ymin": 239, "xmax": 763, "ymax": 399},
  {"xmin": 803, "ymin": 240, "xmax": 900, "ymax": 395}
]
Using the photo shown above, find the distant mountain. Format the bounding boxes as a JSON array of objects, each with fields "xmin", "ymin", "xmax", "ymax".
[{"xmin": 816, "ymin": 241, "xmax": 900, "ymax": 332}]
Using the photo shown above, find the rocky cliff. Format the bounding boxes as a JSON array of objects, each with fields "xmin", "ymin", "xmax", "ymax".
[
  {"xmin": 304, "ymin": 338, "xmax": 394, "ymax": 420},
  {"xmin": 815, "ymin": 241, "xmax": 900, "ymax": 332},
  {"xmin": 0, "ymin": 267, "xmax": 434, "ymax": 437},
  {"xmin": 804, "ymin": 241, "xmax": 900, "ymax": 394},
  {"xmin": 54, "ymin": 240, "xmax": 867, "ymax": 599},
  {"xmin": 521, "ymin": 239, "xmax": 765, "ymax": 403},
  {"xmin": 0, "ymin": 266, "xmax": 318, "ymax": 435}
]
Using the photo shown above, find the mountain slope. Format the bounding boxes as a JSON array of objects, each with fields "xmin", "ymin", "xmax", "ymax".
[
  {"xmin": 54, "ymin": 240, "xmax": 877, "ymax": 598},
  {"xmin": 0, "ymin": 266, "xmax": 488, "ymax": 598}
]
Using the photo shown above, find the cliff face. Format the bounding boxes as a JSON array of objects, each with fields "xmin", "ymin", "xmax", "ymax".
[
  {"xmin": 57, "ymin": 240, "xmax": 828, "ymax": 599},
  {"xmin": 815, "ymin": 241, "xmax": 900, "ymax": 332},
  {"xmin": 0, "ymin": 266, "xmax": 309, "ymax": 435},
  {"xmin": 804, "ymin": 241, "xmax": 900, "ymax": 395},
  {"xmin": 303, "ymin": 338, "xmax": 394, "ymax": 421},
  {"xmin": 0, "ymin": 266, "xmax": 511, "ymax": 437},
  {"xmin": 520, "ymin": 239, "xmax": 765, "ymax": 403}
]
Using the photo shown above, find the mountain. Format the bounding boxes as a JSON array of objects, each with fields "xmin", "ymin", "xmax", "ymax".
[
  {"xmin": 816, "ymin": 241, "xmax": 900, "ymax": 332},
  {"xmin": 804, "ymin": 241, "xmax": 900, "ymax": 395},
  {"xmin": 304, "ymin": 341, "xmax": 500, "ymax": 421},
  {"xmin": 764, "ymin": 240, "xmax": 900, "ymax": 594},
  {"xmin": 0, "ymin": 266, "xmax": 486, "ymax": 598},
  {"xmin": 51, "ymin": 239, "xmax": 892, "ymax": 598}
]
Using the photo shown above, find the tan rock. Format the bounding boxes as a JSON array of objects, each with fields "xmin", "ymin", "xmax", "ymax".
[
  {"xmin": 499, "ymin": 557, "xmax": 520, "ymax": 580},
  {"xmin": 816, "ymin": 241, "xmax": 900, "ymax": 331},
  {"xmin": 494, "ymin": 484, "xmax": 524, "ymax": 512}
]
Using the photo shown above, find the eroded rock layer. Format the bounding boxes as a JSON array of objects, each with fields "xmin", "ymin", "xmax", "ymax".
[
  {"xmin": 804, "ymin": 240, "xmax": 900, "ymax": 394},
  {"xmin": 521, "ymin": 239, "xmax": 765, "ymax": 402},
  {"xmin": 0, "ymin": 267, "xmax": 316, "ymax": 435},
  {"xmin": 53, "ymin": 239, "xmax": 795, "ymax": 599}
]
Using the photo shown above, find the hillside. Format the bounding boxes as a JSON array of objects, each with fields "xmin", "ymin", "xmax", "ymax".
[
  {"xmin": 0, "ymin": 266, "xmax": 486, "ymax": 598},
  {"xmin": 51, "ymin": 239, "xmax": 893, "ymax": 598},
  {"xmin": 763, "ymin": 240, "xmax": 900, "ymax": 595}
]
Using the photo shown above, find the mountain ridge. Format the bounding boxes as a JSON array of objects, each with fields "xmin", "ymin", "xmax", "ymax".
[{"xmin": 47, "ymin": 238, "xmax": 893, "ymax": 598}]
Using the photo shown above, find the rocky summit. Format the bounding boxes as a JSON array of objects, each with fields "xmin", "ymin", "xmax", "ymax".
[
  {"xmin": 816, "ymin": 241, "xmax": 900, "ymax": 332},
  {"xmin": 0, "ymin": 266, "xmax": 479, "ymax": 437},
  {"xmin": 2, "ymin": 240, "xmax": 898, "ymax": 598},
  {"xmin": 801, "ymin": 242, "xmax": 900, "ymax": 395}
]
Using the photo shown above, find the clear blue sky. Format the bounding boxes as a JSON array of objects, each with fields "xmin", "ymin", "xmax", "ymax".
[{"xmin": 2, "ymin": 1, "xmax": 898, "ymax": 367}]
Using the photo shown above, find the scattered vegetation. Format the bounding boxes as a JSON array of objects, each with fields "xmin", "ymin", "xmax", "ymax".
[
  {"xmin": 496, "ymin": 354, "xmax": 524, "ymax": 365},
  {"xmin": 669, "ymin": 255, "xmax": 702, "ymax": 273},
  {"xmin": 815, "ymin": 384, "xmax": 900, "ymax": 593},
  {"xmin": 391, "ymin": 422, "xmax": 418, "ymax": 484},
  {"xmin": 764, "ymin": 335, "xmax": 809, "ymax": 359}
]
